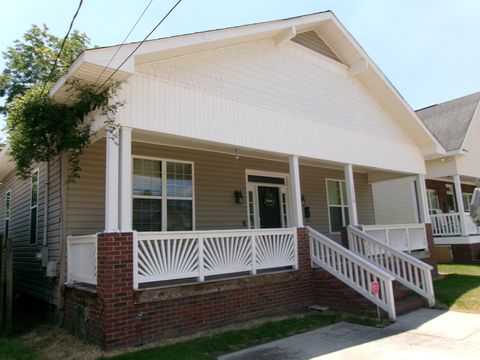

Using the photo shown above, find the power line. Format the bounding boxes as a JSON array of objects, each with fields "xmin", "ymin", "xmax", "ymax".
[
  {"xmin": 97, "ymin": 0, "xmax": 182, "ymax": 92},
  {"xmin": 41, "ymin": 0, "xmax": 84, "ymax": 95},
  {"xmin": 93, "ymin": 0, "xmax": 156, "ymax": 86}
]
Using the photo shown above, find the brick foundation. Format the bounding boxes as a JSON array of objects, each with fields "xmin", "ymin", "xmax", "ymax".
[
  {"xmin": 451, "ymin": 242, "xmax": 480, "ymax": 264},
  {"xmin": 63, "ymin": 226, "xmax": 438, "ymax": 349},
  {"xmin": 64, "ymin": 229, "xmax": 318, "ymax": 349}
]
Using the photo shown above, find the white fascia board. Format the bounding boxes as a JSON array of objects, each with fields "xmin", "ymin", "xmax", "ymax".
[
  {"xmin": 49, "ymin": 52, "xmax": 86, "ymax": 98},
  {"xmin": 328, "ymin": 15, "xmax": 443, "ymax": 154},
  {"xmin": 273, "ymin": 26, "xmax": 296, "ymax": 46},
  {"xmin": 134, "ymin": 12, "xmax": 333, "ymax": 65}
]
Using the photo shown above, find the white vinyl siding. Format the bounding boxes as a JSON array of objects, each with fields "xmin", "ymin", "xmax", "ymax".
[
  {"xmin": 371, "ymin": 177, "xmax": 419, "ymax": 225},
  {"xmin": 113, "ymin": 38, "xmax": 426, "ymax": 174}
]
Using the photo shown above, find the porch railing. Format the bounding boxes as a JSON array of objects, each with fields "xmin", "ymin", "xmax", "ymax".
[
  {"xmin": 308, "ymin": 226, "xmax": 396, "ymax": 321},
  {"xmin": 66, "ymin": 234, "xmax": 97, "ymax": 285},
  {"xmin": 133, "ymin": 228, "xmax": 298, "ymax": 289},
  {"xmin": 361, "ymin": 224, "xmax": 428, "ymax": 253},
  {"xmin": 348, "ymin": 226, "xmax": 435, "ymax": 307},
  {"xmin": 430, "ymin": 212, "xmax": 480, "ymax": 236}
]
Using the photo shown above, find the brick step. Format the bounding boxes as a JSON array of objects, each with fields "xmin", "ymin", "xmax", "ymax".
[{"xmin": 395, "ymin": 296, "xmax": 426, "ymax": 315}]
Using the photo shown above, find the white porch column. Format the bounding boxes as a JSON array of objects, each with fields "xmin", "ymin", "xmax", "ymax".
[
  {"xmin": 344, "ymin": 164, "xmax": 358, "ymax": 226},
  {"xmin": 289, "ymin": 155, "xmax": 303, "ymax": 228},
  {"xmin": 415, "ymin": 174, "xmax": 430, "ymax": 224},
  {"xmin": 453, "ymin": 175, "xmax": 468, "ymax": 235},
  {"xmin": 119, "ymin": 127, "xmax": 132, "ymax": 232},
  {"xmin": 105, "ymin": 132, "xmax": 119, "ymax": 232}
]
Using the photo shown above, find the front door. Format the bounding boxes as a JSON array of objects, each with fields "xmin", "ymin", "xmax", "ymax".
[{"xmin": 258, "ymin": 186, "xmax": 282, "ymax": 228}]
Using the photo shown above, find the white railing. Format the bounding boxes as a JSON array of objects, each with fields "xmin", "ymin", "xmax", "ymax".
[
  {"xmin": 348, "ymin": 226, "xmax": 435, "ymax": 307},
  {"xmin": 133, "ymin": 228, "xmax": 298, "ymax": 289},
  {"xmin": 361, "ymin": 224, "xmax": 428, "ymax": 253},
  {"xmin": 308, "ymin": 226, "xmax": 396, "ymax": 321},
  {"xmin": 430, "ymin": 213, "xmax": 462, "ymax": 236},
  {"xmin": 66, "ymin": 234, "xmax": 98, "ymax": 285}
]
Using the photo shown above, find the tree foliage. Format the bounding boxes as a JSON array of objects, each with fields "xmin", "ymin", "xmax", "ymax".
[
  {"xmin": 0, "ymin": 24, "xmax": 90, "ymax": 113},
  {"xmin": 1, "ymin": 25, "xmax": 123, "ymax": 181}
]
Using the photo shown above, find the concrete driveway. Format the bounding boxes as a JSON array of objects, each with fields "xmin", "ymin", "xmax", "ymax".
[{"xmin": 219, "ymin": 309, "xmax": 480, "ymax": 360}]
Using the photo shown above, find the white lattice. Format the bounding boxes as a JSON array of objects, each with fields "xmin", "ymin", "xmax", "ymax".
[
  {"xmin": 255, "ymin": 233, "xmax": 295, "ymax": 269},
  {"xmin": 203, "ymin": 234, "xmax": 252, "ymax": 275},
  {"xmin": 67, "ymin": 234, "xmax": 97, "ymax": 285},
  {"xmin": 137, "ymin": 236, "xmax": 199, "ymax": 282}
]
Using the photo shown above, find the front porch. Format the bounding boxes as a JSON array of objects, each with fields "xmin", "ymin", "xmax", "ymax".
[{"xmin": 62, "ymin": 128, "xmax": 436, "ymax": 348}]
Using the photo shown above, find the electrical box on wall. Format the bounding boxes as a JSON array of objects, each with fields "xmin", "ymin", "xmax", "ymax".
[{"xmin": 46, "ymin": 261, "xmax": 57, "ymax": 278}]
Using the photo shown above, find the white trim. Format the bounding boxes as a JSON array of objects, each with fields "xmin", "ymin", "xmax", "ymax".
[
  {"xmin": 289, "ymin": 155, "xmax": 303, "ymax": 228},
  {"xmin": 105, "ymin": 134, "xmax": 119, "ymax": 232},
  {"xmin": 326, "ymin": 178, "xmax": 349, "ymax": 234},
  {"xmin": 415, "ymin": 174, "xmax": 430, "ymax": 224},
  {"xmin": 29, "ymin": 168, "xmax": 39, "ymax": 245},
  {"xmin": 434, "ymin": 235, "xmax": 480, "ymax": 245},
  {"xmin": 245, "ymin": 169, "xmax": 290, "ymax": 229},
  {"xmin": 453, "ymin": 175, "xmax": 467, "ymax": 235},
  {"xmin": 119, "ymin": 127, "xmax": 133, "ymax": 232},
  {"xmin": 132, "ymin": 155, "xmax": 195, "ymax": 232},
  {"xmin": 344, "ymin": 164, "xmax": 358, "ymax": 226}
]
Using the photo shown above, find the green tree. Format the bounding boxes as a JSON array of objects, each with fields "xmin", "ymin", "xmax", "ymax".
[{"xmin": 0, "ymin": 24, "xmax": 90, "ymax": 113}]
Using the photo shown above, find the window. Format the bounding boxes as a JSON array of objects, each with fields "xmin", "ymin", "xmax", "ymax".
[
  {"xmin": 326, "ymin": 179, "xmax": 349, "ymax": 233},
  {"xmin": 133, "ymin": 158, "xmax": 193, "ymax": 232},
  {"xmin": 445, "ymin": 184, "xmax": 457, "ymax": 212},
  {"xmin": 4, "ymin": 190, "xmax": 11, "ymax": 240},
  {"xmin": 427, "ymin": 190, "xmax": 440, "ymax": 212},
  {"xmin": 30, "ymin": 170, "xmax": 39, "ymax": 244},
  {"xmin": 463, "ymin": 193, "xmax": 473, "ymax": 212}
]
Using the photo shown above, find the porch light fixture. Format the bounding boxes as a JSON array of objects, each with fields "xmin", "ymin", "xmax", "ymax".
[{"xmin": 234, "ymin": 191, "xmax": 244, "ymax": 204}]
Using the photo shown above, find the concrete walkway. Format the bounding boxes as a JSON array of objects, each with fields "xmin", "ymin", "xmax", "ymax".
[{"xmin": 219, "ymin": 309, "xmax": 480, "ymax": 360}]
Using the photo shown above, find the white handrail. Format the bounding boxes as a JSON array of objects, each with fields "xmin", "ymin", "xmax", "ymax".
[
  {"xmin": 133, "ymin": 228, "xmax": 298, "ymax": 289},
  {"xmin": 66, "ymin": 234, "xmax": 98, "ymax": 285},
  {"xmin": 348, "ymin": 226, "xmax": 435, "ymax": 307},
  {"xmin": 362, "ymin": 224, "xmax": 428, "ymax": 253},
  {"xmin": 307, "ymin": 226, "xmax": 396, "ymax": 321}
]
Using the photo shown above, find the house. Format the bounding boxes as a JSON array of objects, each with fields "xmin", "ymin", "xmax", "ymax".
[
  {"xmin": 417, "ymin": 92, "xmax": 480, "ymax": 264},
  {"xmin": 371, "ymin": 92, "xmax": 480, "ymax": 264},
  {"xmin": 0, "ymin": 12, "xmax": 442, "ymax": 349}
]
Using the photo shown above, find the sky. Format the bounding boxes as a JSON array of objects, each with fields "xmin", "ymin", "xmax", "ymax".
[{"xmin": 1, "ymin": 0, "xmax": 480, "ymax": 114}]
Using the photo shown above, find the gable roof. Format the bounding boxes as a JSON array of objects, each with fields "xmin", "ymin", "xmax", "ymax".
[
  {"xmin": 416, "ymin": 92, "xmax": 480, "ymax": 152},
  {"xmin": 49, "ymin": 11, "xmax": 443, "ymax": 158}
]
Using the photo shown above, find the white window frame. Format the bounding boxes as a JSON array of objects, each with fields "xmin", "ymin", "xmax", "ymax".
[
  {"xmin": 427, "ymin": 189, "xmax": 440, "ymax": 211},
  {"xmin": 29, "ymin": 168, "xmax": 39, "ymax": 245},
  {"xmin": 132, "ymin": 156, "xmax": 195, "ymax": 232},
  {"xmin": 463, "ymin": 192, "xmax": 473, "ymax": 212},
  {"xmin": 245, "ymin": 170, "xmax": 291, "ymax": 230},
  {"xmin": 326, "ymin": 178, "xmax": 349, "ymax": 234}
]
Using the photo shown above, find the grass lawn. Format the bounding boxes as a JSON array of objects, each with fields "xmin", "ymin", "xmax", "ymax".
[
  {"xmin": 0, "ymin": 339, "xmax": 39, "ymax": 360},
  {"xmin": 434, "ymin": 264, "xmax": 480, "ymax": 313}
]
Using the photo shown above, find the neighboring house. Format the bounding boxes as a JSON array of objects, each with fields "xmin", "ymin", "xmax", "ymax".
[
  {"xmin": 371, "ymin": 92, "xmax": 480, "ymax": 264},
  {"xmin": 0, "ymin": 12, "xmax": 443, "ymax": 349},
  {"xmin": 417, "ymin": 92, "xmax": 480, "ymax": 264}
]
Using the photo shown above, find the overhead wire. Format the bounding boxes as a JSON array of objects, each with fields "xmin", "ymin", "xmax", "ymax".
[
  {"xmin": 96, "ymin": 0, "xmax": 183, "ymax": 92},
  {"xmin": 41, "ymin": 0, "xmax": 84, "ymax": 95},
  {"xmin": 93, "ymin": 0, "xmax": 156, "ymax": 86}
]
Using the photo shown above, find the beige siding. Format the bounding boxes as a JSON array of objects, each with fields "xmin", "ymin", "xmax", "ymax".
[
  {"xmin": 371, "ymin": 177, "xmax": 419, "ymax": 225},
  {"xmin": 66, "ymin": 140, "xmax": 106, "ymax": 235},
  {"xmin": 291, "ymin": 31, "xmax": 340, "ymax": 62},
  {"xmin": 0, "ymin": 157, "xmax": 63, "ymax": 305},
  {"xmin": 426, "ymin": 157, "xmax": 458, "ymax": 179},
  {"xmin": 456, "ymin": 109, "xmax": 480, "ymax": 178},
  {"xmin": 67, "ymin": 141, "xmax": 375, "ymax": 242}
]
